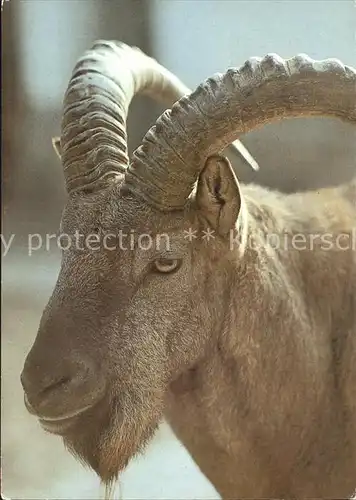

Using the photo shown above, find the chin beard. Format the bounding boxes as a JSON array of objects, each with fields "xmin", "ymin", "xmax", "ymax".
[{"xmin": 62, "ymin": 390, "xmax": 164, "ymax": 485}]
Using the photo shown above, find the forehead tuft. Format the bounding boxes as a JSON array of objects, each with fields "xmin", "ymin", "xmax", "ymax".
[{"xmin": 60, "ymin": 184, "xmax": 187, "ymax": 235}]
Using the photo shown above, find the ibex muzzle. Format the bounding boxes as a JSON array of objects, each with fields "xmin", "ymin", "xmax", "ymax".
[
  {"xmin": 21, "ymin": 301, "xmax": 107, "ymax": 425},
  {"xmin": 21, "ymin": 41, "xmax": 356, "ymax": 497}
]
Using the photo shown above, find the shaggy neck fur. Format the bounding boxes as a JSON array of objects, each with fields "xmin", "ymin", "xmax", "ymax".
[{"xmin": 166, "ymin": 179, "xmax": 356, "ymax": 498}]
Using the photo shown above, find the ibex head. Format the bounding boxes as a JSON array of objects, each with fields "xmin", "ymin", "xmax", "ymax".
[{"xmin": 20, "ymin": 41, "xmax": 356, "ymax": 483}]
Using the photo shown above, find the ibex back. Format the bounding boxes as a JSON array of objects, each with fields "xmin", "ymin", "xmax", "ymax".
[{"xmin": 21, "ymin": 41, "xmax": 356, "ymax": 498}]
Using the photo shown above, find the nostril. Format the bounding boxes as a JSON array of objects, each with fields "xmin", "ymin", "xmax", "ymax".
[
  {"xmin": 21, "ymin": 355, "xmax": 100, "ymax": 416},
  {"xmin": 40, "ymin": 376, "xmax": 72, "ymax": 398},
  {"xmin": 21, "ymin": 367, "xmax": 74, "ymax": 407},
  {"xmin": 21, "ymin": 356, "xmax": 105, "ymax": 420}
]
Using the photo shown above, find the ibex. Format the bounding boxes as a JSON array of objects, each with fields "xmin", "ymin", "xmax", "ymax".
[{"xmin": 21, "ymin": 41, "xmax": 356, "ymax": 498}]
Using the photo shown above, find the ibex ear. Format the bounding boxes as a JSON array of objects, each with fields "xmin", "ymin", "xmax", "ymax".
[
  {"xmin": 52, "ymin": 136, "xmax": 62, "ymax": 159},
  {"xmin": 196, "ymin": 155, "xmax": 242, "ymax": 237}
]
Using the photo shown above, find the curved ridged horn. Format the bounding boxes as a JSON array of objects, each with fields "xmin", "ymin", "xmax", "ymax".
[
  {"xmin": 60, "ymin": 40, "xmax": 257, "ymax": 193},
  {"xmin": 123, "ymin": 54, "xmax": 356, "ymax": 210}
]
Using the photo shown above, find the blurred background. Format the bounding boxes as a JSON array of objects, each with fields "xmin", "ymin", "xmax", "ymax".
[{"xmin": 2, "ymin": 0, "xmax": 356, "ymax": 498}]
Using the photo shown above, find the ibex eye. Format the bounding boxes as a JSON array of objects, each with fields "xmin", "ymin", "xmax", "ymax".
[{"xmin": 153, "ymin": 258, "xmax": 181, "ymax": 274}]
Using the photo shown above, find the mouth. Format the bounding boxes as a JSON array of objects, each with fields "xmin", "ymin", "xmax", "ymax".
[
  {"xmin": 38, "ymin": 403, "xmax": 96, "ymax": 435},
  {"xmin": 24, "ymin": 393, "xmax": 94, "ymax": 435},
  {"xmin": 39, "ymin": 415, "xmax": 79, "ymax": 434}
]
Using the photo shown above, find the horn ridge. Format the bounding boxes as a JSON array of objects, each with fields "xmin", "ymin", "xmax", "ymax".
[
  {"xmin": 124, "ymin": 53, "xmax": 356, "ymax": 209},
  {"xmin": 61, "ymin": 40, "xmax": 253, "ymax": 193}
]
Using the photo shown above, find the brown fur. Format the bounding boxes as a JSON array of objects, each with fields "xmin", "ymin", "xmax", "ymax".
[{"xmin": 21, "ymin": 153, "xmax": 356, "ymax": 498}]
